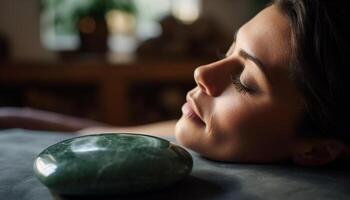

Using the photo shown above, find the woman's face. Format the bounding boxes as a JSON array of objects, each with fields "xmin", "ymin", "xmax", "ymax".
[{"xmin": 175, "ymin": 5, "xmax": 305, "ymax": 163}]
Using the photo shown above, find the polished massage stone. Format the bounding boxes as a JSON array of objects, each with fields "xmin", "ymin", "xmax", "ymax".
[{"xmin": 33, "ymin": 133, "xmax": 193, "ymax": 195}]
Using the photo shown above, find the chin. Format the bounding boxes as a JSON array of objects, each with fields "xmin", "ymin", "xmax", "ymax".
[
  {"xmin": 175, "ymin": 118, "xmax": 256, "ymax": 162},
  {"xmin": 174, "ymin": 117, "xmax": 189, "ymax": 146},
  {"xmin": 175, "ymin": 117, "xmax": 227, "ymax": 160},
  {"xmin": 175, "ymin": 116, "xmax": 201, "ymax": 149}
]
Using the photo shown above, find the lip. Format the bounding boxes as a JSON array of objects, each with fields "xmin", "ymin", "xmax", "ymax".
[{"xmin": 181, "ymin": 94, "xmax": 205, "ymax": 125}]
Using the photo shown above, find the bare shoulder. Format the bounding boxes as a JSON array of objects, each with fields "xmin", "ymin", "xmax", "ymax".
[{"xmin": 78, "ymin": 120, "xmax": 177, "ymax": 137}]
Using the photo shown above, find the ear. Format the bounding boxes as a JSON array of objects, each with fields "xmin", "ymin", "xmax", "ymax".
[{"xmin": 291, "ymin": 138, "xmax": 350, "ymax": 166}]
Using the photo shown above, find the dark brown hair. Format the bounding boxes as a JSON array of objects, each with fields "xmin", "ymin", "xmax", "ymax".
[{"xmin": 273, "ymin": 0, "xmax": 350, "ymax": 142}]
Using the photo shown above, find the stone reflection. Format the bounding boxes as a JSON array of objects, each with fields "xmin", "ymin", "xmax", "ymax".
[
  {"xmin": 70, "ymin": 136, "xmax": 109, "ymax": 153},
  {"xmin": 135, "ymin": 135, "xmax": 166, "ymax": 148},
  {"xmin": 35, "ymin": 155, "xmax": 58, "ymax": 177}
]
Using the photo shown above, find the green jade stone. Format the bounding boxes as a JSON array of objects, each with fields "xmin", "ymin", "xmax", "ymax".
[{"xmin": 33, "ymin": 133, "xmax": 193, "ymax": 195}]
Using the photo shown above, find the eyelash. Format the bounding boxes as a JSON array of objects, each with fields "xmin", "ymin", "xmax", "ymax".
[{"xmin": 231, "ymin": 74, "xmax": 252, "ymax": 94}]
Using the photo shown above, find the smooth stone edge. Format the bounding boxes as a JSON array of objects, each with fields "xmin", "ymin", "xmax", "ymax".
[
  {"xmin": 34, "ymin": 133, "xmax": 171, "ymax": 157},
  {"xmin": 33, "ymin": 133, "xmax": 193, "ymax": 195}
]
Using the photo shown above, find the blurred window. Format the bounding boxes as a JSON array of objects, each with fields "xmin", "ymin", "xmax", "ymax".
[{"xmin": 40, "ymin": 0, "xmax": 201, "ymax": 53}]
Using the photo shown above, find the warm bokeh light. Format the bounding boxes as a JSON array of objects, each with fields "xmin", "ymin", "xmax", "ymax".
[
  {"xmin": 172, "ymin": 0, "xmax": 201, "ymax": 24},
  {"xmin": 106, "ymin": 10, "xmax": 136, "ymax": 35}
]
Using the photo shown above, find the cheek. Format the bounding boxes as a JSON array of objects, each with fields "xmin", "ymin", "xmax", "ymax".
[
  {"xmin": 198, "ymin": 96, "xmax": 266, "ymax": 160},
  {"xmin": 212, "ymin": 95, "xmax": 264, "ymax": 138},
  {"xmin": 211, "ymin": 95, "xmax": 284, "ymax": 148},
  {"xmin": 232, "ymin": 98, "xmax": 300, "ymax": 156},
  {"xmin": 214, "ymin": 91, "xmax": 296, "ymax": 135}
]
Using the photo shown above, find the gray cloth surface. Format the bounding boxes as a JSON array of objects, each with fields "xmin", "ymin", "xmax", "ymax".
[{"xmin": 0, "ymin": 129, "xmax": 349, "ymax": 200}]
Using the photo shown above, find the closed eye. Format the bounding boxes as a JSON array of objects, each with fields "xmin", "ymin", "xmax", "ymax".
[{"xmin": 231, "ymin": 74, "xmax": 256, "ymax": 94}]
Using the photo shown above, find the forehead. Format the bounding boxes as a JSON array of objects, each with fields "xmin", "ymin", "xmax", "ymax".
[{"xmin": 237, "ymin": 5, "xmax": 291, "ymax": 71}]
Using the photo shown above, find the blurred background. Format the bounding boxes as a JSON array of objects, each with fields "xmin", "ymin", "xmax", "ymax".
[{"xmin": 0, "ymin": 0, "xmax": 269, "ymax": 127}]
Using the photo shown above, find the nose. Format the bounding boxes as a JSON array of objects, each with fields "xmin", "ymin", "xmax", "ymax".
[{"xmin": 194, "ymin": 59, "xmax": 239, "ymax": 96}]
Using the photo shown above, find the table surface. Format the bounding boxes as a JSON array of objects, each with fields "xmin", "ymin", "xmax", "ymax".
[{"xmin": 1, "ymin": 129, "xmax": 349, "ymax": 200}]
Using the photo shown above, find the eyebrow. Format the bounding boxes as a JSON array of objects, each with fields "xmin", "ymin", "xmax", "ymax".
[
  {"xmin": 232, "ymin": 30, "xmax": 267, "ymax": 73},
  {"xmin": 239, "ymin": 50, "xmax": 266, "ymax": 73}
]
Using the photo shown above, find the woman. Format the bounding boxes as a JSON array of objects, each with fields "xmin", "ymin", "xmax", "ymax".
[
  {"xmin": 87, "ymin": 0, "xmax": 350, "ymax": 166},
  {"xmin": 174, "ymin": 0, "xmax": 350, "ymax": 165},
  {"xmin": 2, "ymin": 0, "xmax": 349, "ymax": 166}
]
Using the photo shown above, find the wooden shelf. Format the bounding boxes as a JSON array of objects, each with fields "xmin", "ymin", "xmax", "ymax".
[{"xmin": 0, "ymin": 61, "xmax": 202, "ymax": 125}]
